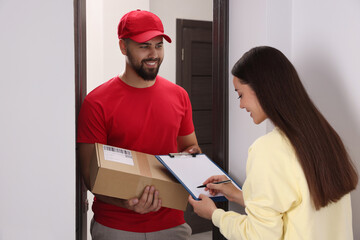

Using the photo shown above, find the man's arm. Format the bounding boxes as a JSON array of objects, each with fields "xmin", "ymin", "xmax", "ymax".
[
  {"xmin": 177, "ymin": 131, "xmax": 201, "ymax": 154},
  {"xmin": 77, "ymin": 143, "xmax": 161, "ymax": 213},
  {"xmin": 78, "ymin": 143, "xmax": 94, "ymax": 191}
]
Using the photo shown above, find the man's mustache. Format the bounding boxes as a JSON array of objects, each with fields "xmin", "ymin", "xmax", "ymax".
[{"xmin": 142, "ymin": 58, "xmax": 160, "ymax": 63}]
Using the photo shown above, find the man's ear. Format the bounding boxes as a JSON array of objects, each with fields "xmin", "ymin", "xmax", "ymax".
[{"xmin": 119, "ymin": 39, "xmax": 127, "ymax": 55}]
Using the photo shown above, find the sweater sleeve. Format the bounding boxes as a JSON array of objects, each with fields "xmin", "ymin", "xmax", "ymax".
[{"xmin": 212, "ymin": 131, "xmax": 301, "ymax": 240}]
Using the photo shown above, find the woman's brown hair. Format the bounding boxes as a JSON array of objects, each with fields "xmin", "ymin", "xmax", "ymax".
[{"xmin": 232, "ymin": 46, "xmax": 358, "ymax": 210}]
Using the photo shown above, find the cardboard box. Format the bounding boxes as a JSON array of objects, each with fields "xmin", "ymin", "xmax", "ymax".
[{"xmin": 90, "ymin": 143, "xmax": 189, "ymax": 211}]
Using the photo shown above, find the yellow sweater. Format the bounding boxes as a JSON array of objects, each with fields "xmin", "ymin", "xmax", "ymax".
[{"xmin": 212, "ymin": 128, "xmax": 353, "ymax": 240}]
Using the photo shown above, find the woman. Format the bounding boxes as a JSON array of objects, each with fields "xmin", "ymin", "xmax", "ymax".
[{"xmin": 188, "ymin": 46, "xmax": 358, "ymax": 239}]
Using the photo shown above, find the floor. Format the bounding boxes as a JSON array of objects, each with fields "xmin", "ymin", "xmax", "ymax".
[{"xmin": 190, "ymin": 231, "xmax": 212, "ymax": 240}]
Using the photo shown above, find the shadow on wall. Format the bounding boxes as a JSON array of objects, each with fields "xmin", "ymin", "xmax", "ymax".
[
  {"xmin": 298, "ymin": 47, "xmax": 360, "ymax": 228},
  {"xmin": 298, "ymin": 48, "xmax": 360, "ymax": 161}
]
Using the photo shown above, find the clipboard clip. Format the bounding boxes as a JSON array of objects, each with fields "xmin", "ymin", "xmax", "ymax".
[{"xmin": 168, "ymin": 152, "xmax": 197, "ymax": 158}]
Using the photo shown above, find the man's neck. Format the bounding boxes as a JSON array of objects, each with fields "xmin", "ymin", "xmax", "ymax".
[{"xmin": 119, "ymin": 67, "xmax": 156, "ymax": 88}]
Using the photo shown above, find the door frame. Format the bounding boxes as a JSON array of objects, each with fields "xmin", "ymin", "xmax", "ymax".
[
  {"xmin": 212, "ymin": 0, "xmax": 228, "ymax": 176},
  {"xmin": 74, "ymin": 0, "xmax": 87, "ymax": 240},
  {"xmin": 74, "ymin": 1, "xmax": 229, "ymax": 239},
  {"xmin": 211, "ymin": 1, "xmax": 229, "ymax": 239}
]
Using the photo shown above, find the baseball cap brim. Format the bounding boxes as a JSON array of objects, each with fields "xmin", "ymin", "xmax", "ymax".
[{"xmin": 129, "ymin": 30, "xmax": 172, "ymax": 43}]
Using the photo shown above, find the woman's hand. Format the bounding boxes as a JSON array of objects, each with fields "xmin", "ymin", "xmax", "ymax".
[
  {"xmin": 188, "ymin": 194, "xmax": 218, "ymax": 220},
  {"xmin": 203, "ymin": 175, "xmax": 244, "ymax": 206}
]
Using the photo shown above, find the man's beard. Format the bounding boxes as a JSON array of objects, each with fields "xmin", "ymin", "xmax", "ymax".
[{"xmin": 127, "ymin": 50, "xmax": 162, "ymax": 81}]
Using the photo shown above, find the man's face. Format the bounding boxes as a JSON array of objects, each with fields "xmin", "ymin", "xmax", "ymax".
[{"xmin": 125, "ymin": 36, "xmax": 164, "ymax": 81}]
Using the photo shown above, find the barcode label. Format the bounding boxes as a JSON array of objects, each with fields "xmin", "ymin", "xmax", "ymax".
[
  {"xmin": 103, "ymin": 145, "xmax": 134, "ymax": 166},
  {"xmin": 103, "ymin": 145, "xmax": 132, "ymax": 158}
]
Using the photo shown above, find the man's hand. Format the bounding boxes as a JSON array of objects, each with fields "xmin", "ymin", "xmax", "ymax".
[
  {"xmin": 181, "ymin": 145, "xmax": 201, "ymax": 154},
  {"xmin": 124, "ymin": 186, "xmax": 162, "ymax": 214},
  {"xmin": 177, "ymin": 132, "xmax": 201, "ymax": 154},
  {"xmin": 95, "ymin": 185, "xmax": 162, "ymax": 214}
]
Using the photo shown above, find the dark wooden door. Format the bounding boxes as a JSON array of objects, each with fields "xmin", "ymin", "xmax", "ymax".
[
  {"xmin": 177, "ymin": 19, "xmax": 213, "ymax": 159},
  {"xmin": 176, "ymin": 19, "xmax": 214, "ymax": 234}
]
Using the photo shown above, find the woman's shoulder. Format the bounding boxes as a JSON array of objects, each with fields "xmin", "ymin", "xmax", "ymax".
[
  {"xmin": 249, "ymin": 128, "xmax": 295, "ymax": 160},
  {"xmin": 251, "ymin": 128, "xmax": 286, "ymax": 148},
  {"xmin": 246, "ymin": 128, "xmax": 300, "ymax": 185}
]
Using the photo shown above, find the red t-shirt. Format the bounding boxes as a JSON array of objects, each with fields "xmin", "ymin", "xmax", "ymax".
[{"xmin": 77, "ymin": 76, "xmax": 194, "ymax": 232}]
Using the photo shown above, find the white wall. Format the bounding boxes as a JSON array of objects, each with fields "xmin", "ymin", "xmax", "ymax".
[
  {"xmin": 229, "ymin": 0, "xmax": 360, "ymax": 238},
  {"xmin": 150, "ymin": 0, "xmax": 213, "ymax": 82},
  {"xmin": 291, "ymin": 1, "xmax": 360, "ymax": 237},
  {"xmin": 0, "ymin": 1, "xmax": 75, "ymax": 239},
  {"xmin": 228, "ymin": 0, "xmax": 292, "ymax": 212},
  {"xmin": 86, "ymin": 0, "xmax": 150, "ymax": 92}
]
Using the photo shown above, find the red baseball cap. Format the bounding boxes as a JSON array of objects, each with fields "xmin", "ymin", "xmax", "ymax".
[{"xmin": 117, "ymin": 10, "xmax": 171, "ymax": 43}]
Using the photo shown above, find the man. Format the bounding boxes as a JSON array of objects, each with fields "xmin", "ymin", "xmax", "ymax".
[{"xmin": 77, "ymin": 10, "xmax": 201, "ymax": 240}]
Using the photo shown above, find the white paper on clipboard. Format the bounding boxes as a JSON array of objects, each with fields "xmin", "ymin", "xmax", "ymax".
[{"xmin": 155, "ymin": 154, "xmax": 241, "ymax": 201}]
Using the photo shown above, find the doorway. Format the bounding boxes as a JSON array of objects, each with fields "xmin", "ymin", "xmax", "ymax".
[
  {"xmin": 74, "ymin": 1, "xmax": 229, "ymax": 239},
  {"xmin": 176, "ymin": 19, "xmax": 213, "ymax": 234}
]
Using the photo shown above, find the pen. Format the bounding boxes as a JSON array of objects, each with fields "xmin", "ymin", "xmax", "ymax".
[{"xmin": 196, "ymin": 179, "xmax": 231, "ymax": 188}]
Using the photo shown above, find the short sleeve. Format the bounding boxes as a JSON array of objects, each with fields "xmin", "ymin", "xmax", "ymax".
[
  {"xmin": 177, "ymin": 89, "xmax": 195, "ymax": 136},
  {"xmin": 77, "ymin": 97, "xmax": 107, "ymax": 144}
]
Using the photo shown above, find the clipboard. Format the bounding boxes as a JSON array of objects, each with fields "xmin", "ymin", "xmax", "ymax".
[{"xmin": 155, "ymin": 153, "xmax": 242, "ymax": 201}]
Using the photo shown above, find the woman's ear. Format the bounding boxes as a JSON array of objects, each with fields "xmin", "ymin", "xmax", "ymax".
[{"xmin": 119, "ymin": 39, "xmax": 127, "ymax": 55}]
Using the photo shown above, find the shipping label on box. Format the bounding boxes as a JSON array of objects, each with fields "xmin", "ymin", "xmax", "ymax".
[{"xmin": 90, "ymin": 143, "xmax": 189, "ymax": 211}]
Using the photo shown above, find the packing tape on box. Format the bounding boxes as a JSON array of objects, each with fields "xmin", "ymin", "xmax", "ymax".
[
  {"xmin": 133, "ymin": 152, "xmax": 154, "ymax": 195},
  {"xmin": 135, "ymin": 152, "xmax": 152, "ymax": 177}
]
